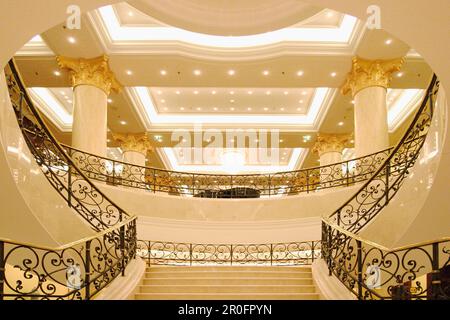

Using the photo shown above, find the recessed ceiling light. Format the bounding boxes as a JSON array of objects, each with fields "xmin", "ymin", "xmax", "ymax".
[
  {"xmin": 120, "ymin": 120, "xmax": 127, "ymax": 125},
  {"xmin": 194, "ymin": 90, "xmax": 199, "ymax": 94},
  {"xmin": 284, "ymin": 91, "xmax": 289, "ymax": 95},
  {"xmin": 385, "ymin": 39, "xmax": 393, "ymax": 45},
  {"xmin": 262, "ymin": 70, "xmax": 270, "ymax": 76},
  {"xmin": 126, "ymin": 70, "xmax": 133, "ymax": 75},
  {"xmin": 279, "ymin": 139, "xmax": 284, "ymax": 143},
  {"xmin": 107, "ymin": 98, "xmax": 113, "ymax": 103},
  {"xmin": 263, "ymin": 107, "xmax": 269, "ymax": 111},
  {"xmin": 266, "ymin": 91, "xmax": 271, "ymax": 95},
  {"xmin": 163, "ymin": 107, "xmax": 168, "ymax": 111},
  {"xmin": 299, "ymin": 100, "xmax": 304, "ymax": 103},
  {"xmin": 211, "ymin": 90, "xmax": 217, "ymax": 95},
  {"xmin": 247, "ymin": 107, "xmax": 252, "ymax": 111},
  {"xmin": 330, "ymin": 72, "xmax": 337, "ymax": 77},
  {"xmin": 350, "ymin": 139, "xmax": 355, "ymax": 144},
  {"xmin": 53, "ymin": 71, "xmax": 61, "ymax": 76},
  {"xmin": 175, "ymin": 90, "xmax": 180, "ymax": 95},
  {"xmin": 180, "ymin": 107, "xmax": 185, "ymax": 110},
  {"xmin": 160, "ymin": 70, "xmax": 167, "ymax": 76},
  {"xmin": 228, "ymin": 69, "xmax": 235, "ymax": 76},
  {"xmin": 67, "ymin": 36, "xmax": 76, "ymax": 44},
  {"xmin": 338, "ymin": 121, "xmax": 344, "ymax": 126},
  {"xmin": 229, "ymin": 91, "xmax": 234, "ymax": 95},
  {"xmin": 193, "ymin": 69, "xmax": 202, "ymax": 76},
  {"xmin": 297, "ymin": 107, "xmax": 302, "ymax": 111},
  {"xmin": 396, "ymin": 72, "xmax": 404, "ymax": 77},
  {"xmin": 213, "ymin": 107, "xmax": 218, "ymax": 111},
  {"xmin": 128, "ymin": 11, "xmax": 134, "ymax": 17},
  {"xmin": 107, "ymin": 139, "xmax": 111, "ymax": 143},
  {"xmin": 280, "ymin": 107, "xmax": 285, "ymax": 111},
  {"xmin": 230, "ymin": 99, "xmax": 235, "ymax": 103},
  {"xmin": 301, "ymin": 91, "xmax": 307, "ymax": 95},
  {"xmin": 157, "ymin": 90, "xmax": 162, "ymax": 95},
  {"xmin": 161, "ymin": 99, "xmax": 166, "ymax": 103},
  {"xmin": 326, "ymin": 11, "xmax": 334, "ymax": 18},
  {"xmin": 230, "ymin": 107, "xmax": 235, "ymax": 111},
  {"xmin": 247, "ymin": 91, "xmax": 253, "ymax": 95},
  {"xmin": 196, "ymin": 107, "xmax": 201, "ymax": 111},
  {"xmin": 351, "ymin": 100, "xmax": 355, "ymax": 104},
  {"xmin": 297, "ymin": 70, "xmax": 304, "ymax": 76}
]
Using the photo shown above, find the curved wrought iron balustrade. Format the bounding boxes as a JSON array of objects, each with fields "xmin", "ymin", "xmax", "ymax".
[
  {"xmin": 136, "ymin": 240, "xmax": 321, "ymax": 266},
  {"xmin": 2, "ymin": 59, "xmax": 138, "ymax": 299},
  {"xmin": 0, "ymin": 218, "xmax": 136, "ymax": 300},
  {"xmin": 321, "ymin": 219, "xmax": 450, "ymax": 300},
  {"xmin": 59, "ymin": 144, "xmax": 393, "ymax": 198},
  {"xmin": 328, "ymin": 75, "xmax": 439, "ymax": 233},
  {"xmin": 5, "ymin": 60, "xmax": 131, "ymax": 231}
]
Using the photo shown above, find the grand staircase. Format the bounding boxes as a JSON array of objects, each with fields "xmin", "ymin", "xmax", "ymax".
[{"xmin": 134, "ymin": 265, "xmax": 320, "ymax": 300}]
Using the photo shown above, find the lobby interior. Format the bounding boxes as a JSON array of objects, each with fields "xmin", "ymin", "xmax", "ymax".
[{"xmin": 0, "ymin": 0, "xmax": 449, "ymax": 300}]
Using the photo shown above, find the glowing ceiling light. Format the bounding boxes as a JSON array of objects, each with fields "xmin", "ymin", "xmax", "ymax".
[
  {"xmin": 385, "ymin": 39, "xmax": 393, "ymax": 45},
  {"xmin": 330, "ymin": 72, "xmax": 337, "ymax": 77},
  {"xmin": 338, "ymin": 121, "xmax": 344, "ymax": 126},
  {"xmin": 297, "ymin": 70, "xmax": 304, "ymax": 76},
  {"xmin": 53, "ymin": 71, "xmax": 61, "ymax": 76},
  {"xmin": 228, "ymin": 69, "xmax": 235, "ymax": 76},
  {"xmin": 193, "ymin": 69, "xmax": 202, "ymax": 76},
  {"xmin": 126, "ymin": 70, "xmax": 133, "ymax": 75},
  {"xmin": 262, "ymin": 70, "xmax": 270, "ymax": 76},
  {"xmin": 67, "ymin": 36, "xmax": 76, "ymax": 44},
  {"xmin": 160, "ymin": 70, "xmax": 167, "ymax": 75}
]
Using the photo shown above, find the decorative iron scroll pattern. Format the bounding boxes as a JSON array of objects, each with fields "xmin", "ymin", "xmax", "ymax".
[
  {"xmin": 0, "ymin": 219, "xmax": 136, "ymax": 300},
  {"xmin": 61, "ymin": 144, "xmax": 392, "ymax": 198},
  {"xmin": 136, "ymin": 240, "xmax": 321, "ymax": 266},
  {"xmin": 329, "ymin": 75, "xmax": 439, "ymax": 233},
  {"xmin": 5, "ymin": 60, "xmax": 130, "ymax": 231},
  {"xmin": 321, "ymin": 221, "xmax": 450, "ymax": 300}
]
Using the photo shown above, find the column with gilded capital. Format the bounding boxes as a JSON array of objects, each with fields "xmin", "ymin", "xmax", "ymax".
[
  {"xmin": 313, "ymin": 134, "xmax": 350, "ymax": 186},
  {"xmin": 113, "ymin": 133, "xmax": 153, "ymax": 168},
  {"xmin": 57, "ymin": 55, "xmax": 121, "ymax": 157},
  {"xmin": 342, "ymin": 57, "xmax": 404, "ymax": 157}
]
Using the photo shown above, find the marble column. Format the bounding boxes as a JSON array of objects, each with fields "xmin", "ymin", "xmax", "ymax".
[
  {"xmin": 313, "ymin": 133, "xmax": 350, "ymax": 186},
  {"xmin": 342, "ymin": 56, "xmax": 404, "ymax": 158},
  {"xmin": 57, "ymin": 55, "xmax": 121, "ymax": 157}
]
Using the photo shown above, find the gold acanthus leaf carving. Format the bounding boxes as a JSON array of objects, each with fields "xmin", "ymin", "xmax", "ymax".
[
  {"xmin": 312, "ymin": 133, "xmax": 351, "ymax": 156},
  {"xmin": 112, "ymin": 133, "xmax": 153, "ymax": 155},
  {"xmin": 341, "ymin": 56, "xmax": 404, "ymax": 97},
  {"xmin": 56, "ymin": 55, "xmax": 121, "ymax": 95}
]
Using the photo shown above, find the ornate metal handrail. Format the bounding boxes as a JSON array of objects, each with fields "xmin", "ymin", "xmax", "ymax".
[
  {"xmin": 5, "ymin": 59, "xmax": 131, "ymax": 231},
  {"xmin": 321, "ymin": 219, "xmax": 450, "ymax": 300},
  {"xmin": 0, "ymin": 218, "xmax": 136, "ymax": 300},
  {"xmin": 2, "ymin": 59, "xmax": 137, "ymax": 299},
  {"xmin": 60, "ymin": 143, "xmax": 393, "ymax": 198},
  {"xmin": 136, "ymin": 240, "xmax": 321, "ymax": 266},
  {"xmin": 328, "ymin": 75, "xmax": 439, "ymax": 233}
]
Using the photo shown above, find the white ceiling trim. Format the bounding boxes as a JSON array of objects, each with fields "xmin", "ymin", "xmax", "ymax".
[
  {"xmin": 27, "ymin": 88, "xmax": 73, "ymax": 131},
  {"xmin": 158, "ymin": 147, "xmax": 306, "ymax": 174},
  {"xmin": 88, "ymin": 6, "xmax": 364, "ymax": 60},
  {"xmin": 127, "ymin": 87, "xmax": 336, "ymax": 130},
  {"xmin": 388, "ymin": 89, "xmax": 425, "ymax": 132},
  {"xmin": 16, "ymin": 35, "xmax": 54, "ymax": 56}
]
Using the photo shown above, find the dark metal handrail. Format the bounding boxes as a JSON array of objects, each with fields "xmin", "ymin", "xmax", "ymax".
[
  {"xmin": 61, "ymin": 142, "xmax": 394, "ymax": 198},
  {"xmin": 1, "ymin": 59, "xmax": 137, "ymax": 300},
  {"xmin": 328, "ymin": 74, "xmax": 439, "ymax": 233},
  {"xmin": 137, "ymin": 240, "xmax": 321, "ymax": 266}
]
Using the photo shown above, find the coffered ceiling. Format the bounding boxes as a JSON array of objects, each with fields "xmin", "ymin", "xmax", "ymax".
[{"xmin": 13, "ymin": 1, "xmax": 433, "ymax": 173}]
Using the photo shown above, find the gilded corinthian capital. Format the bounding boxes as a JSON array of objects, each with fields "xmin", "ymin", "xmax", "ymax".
[
  {"xmin": 56, "ymin": 55, "xmax": 121, "ymax": 95},
  {"xmin": 341, "ymin": 56, "xmax": 404, "ymax": 97},
  {"xmin": 112, "ymin": 133, "xmax": 153, "ymax": 155},
  {"xmin": 312, "ymin": 133, "xmax": 351, "ymax": 156}
]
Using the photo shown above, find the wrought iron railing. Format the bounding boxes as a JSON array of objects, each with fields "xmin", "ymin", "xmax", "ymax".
[
  {"xmin": 136, "ymin": 240, "xmax": 321, "ymax": 266},
  {"xmin": 2, "ymin": 59, "xmax": 137, "ymax": 299},
  {"xmin": 328, "ymin": 75, "xmax": 439, "ymax": 233},
  {"xmin": 321, "ymin": 219, "xmax": 450, "ymax": 300},
  {"xmin": 60, "ymin": 143, "xmax": 393, "ymax": 198},
  {"xmin": 5, "ymin": 60, "xmax": 131, "ymax": 231},
  {"xmin": 0, "ymin": 218, "xmax": 136, "ymax": 300}
]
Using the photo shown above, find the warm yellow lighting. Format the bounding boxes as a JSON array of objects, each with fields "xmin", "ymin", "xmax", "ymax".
[
  {"xmin": 160, "ymin": 70, "xmax": 167, "ymax": 75},
  {"xmin": 53, "ymin": 71, "xmax": 61, "ymax": 76},
  {"xmin": 67, "ymin": 36, "xmax": 76, "ymax": 44},
  {"xmin": 193, "ymin": 69, "xmax": 202, "ymax": 76},
  {"xmin": 297, "ymin": 70, "xmax": 304, "ymax": 76},
  {"xmin": 228, "ymin": 69, "xmax": 235, "ymax": 76},
  {"xmin": 330, "ymin": 72, "xmax": 337, "ymax": 77}
]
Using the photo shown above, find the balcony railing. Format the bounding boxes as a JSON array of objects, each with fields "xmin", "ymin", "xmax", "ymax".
[
  {"xmin": 136, "ymin": 240, "xmax": 321, "ymax": 266},
  {"xmin": 58, "ymin": 144, "xmax": 394, "ymax": 198}
]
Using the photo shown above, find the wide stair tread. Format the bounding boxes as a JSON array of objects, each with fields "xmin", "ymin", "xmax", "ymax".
[{"xmin": 136, "ymin": 265, "xmax": 319, "ymax": 300}]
